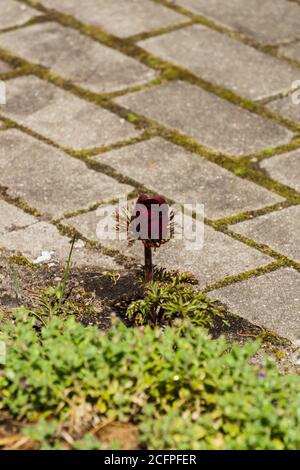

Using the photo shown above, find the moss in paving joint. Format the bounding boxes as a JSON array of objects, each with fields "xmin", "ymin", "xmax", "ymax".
[
  {"xmin": 55, "ymin": 220, "xmax": 133, "ymax": 269},
  {"xmin": 161, "ymin": 128, "xmax": 300, "ymax": 203},
  {"xmin": 204, "ymin": 260, "xmax": 285, "ymax": 293},
  {"xmin": 226, "ymin": 162, "xmax": 300, "ymax": 203},
  {"xmin": 9, "ymin": 254, "xmax": 36, "ymax": 269},
  {"xmin": 212, "ymin": 201, "xmax": 294, "ymax": 227},
  {"xmin": 212, "ymin": 223, "xmax": 299, "ymax": 268},
  {"xmin": 126, "ymin": 19, "xmax": 195, "ymax": 43},
  {"xmin": 0, "ymin": 47, "xmax": 25, "ymax": 68},
  {"xmin": 0, "ymin": 185, "xmax": 41, "ymax": 218},
  {"xmin": 61, "ymin": 191, "xmax": 138, "ymax": 221},
  {"xmin": 84, "ymin": 156, "xmax": 148, "ymax": 192},
  {"xmin": 256, "ymin": 84, "xmax": 300, "ymax": 106},
  {"xmin": 0, "ymin": 66, "xmax": 26, "ymax": 81},
  {"xmin": 151, "ymin": 0, "xmax": 199, "ymax": 19},
  {"xmin": 69, "ymin": 130, "xmax": 156, "ymax": 159},
  {"xmin": 239, "ymin": 138, "xmax": 300, "ymax": 163},
  {"xmin": 0, "ymin": 12, "xmax": 54, "ymax": 36},
  {"xmin": 0, "ymin": 120, "xmax": 13, "ymax": 131},
  {"xmin": 0, "ymin": 113, "xmax": 68, "ymax": 153},
  {"xmin": 258, "ymin": 329, "xmax": 291, "ymax": 350}
]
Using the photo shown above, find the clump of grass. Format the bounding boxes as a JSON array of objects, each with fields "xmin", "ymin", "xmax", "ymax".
[{"xmin": 27, "ymin": 237, "xmax": 78, "ymax": 326}]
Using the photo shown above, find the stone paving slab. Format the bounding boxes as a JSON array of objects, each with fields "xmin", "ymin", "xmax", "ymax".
[
  {"xmin": 209, "ymin": 268, "xmax": 300, "ymax": 341},
  {"xmin": 139, "ymin": 24, "xmax": 300, "ymax": 101},
  {"xmin": 174, "ymin": 0, "xmax": 300, "ymax": 45},
  {"xmin": 0, "ymin": 199, "xmax": 120, "ymax": 269},
  {"xmin": 3, "ymin": 76, "xmax": 140, "ymax": 150},
  {"xmin": 66, "ymin": 207, "xmax": 272, "ymax": 289},
  {"xmin": 0, "ymin": 23, "xmax": 156, "ymax": 94},
  {"xmin": 116, "ymin": 81, "xmax": 293, "ymax": 156},
  {"xmin": 40, "ymin": 0, "xmax": 186, "ymax": 38},
  {"xmin": 230, "ymin": 206, "xmax": 300, "ymax": 262},
  {"xmin": 0, "ymin": 130, "xmax": 133, "ymax": 218},
  {"xmin": 0, "ymin": 0, "xmax": 38, "ymax": 30},
  {"xmin": 260, "ymin": 150, "xmax": 300, "ymax": 193},
  {"xmin": 280, "ymin": 42, "xmax": 300, "ymax": 62},
  {"xmin": 0, "ymin": 60, "xmax": 12, "ymax": 74},
  {"xmin": 267, "ymin": 95, "xmax": 300, "ymax": 125},
  {"xmin": 96, "ymin": 137, "xmax": 283, "ymax": 219}
]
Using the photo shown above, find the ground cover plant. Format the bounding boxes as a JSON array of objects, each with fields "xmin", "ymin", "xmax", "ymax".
[{"xmin": 1, "ymin": 305, "xmax": 300, "ymax": 450}]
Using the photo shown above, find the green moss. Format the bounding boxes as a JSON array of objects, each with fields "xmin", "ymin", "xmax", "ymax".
[
  {"xmin": 71, "ymin": 130, "xmax": 155, "ymax": 159},
  {"xmin": 127, "ymin": 112, "xmax": 141, "ymax": 124},
  {"xmin": 242, "ymin": 138, "xmax": 300, "ymax": 162},
  {"xmin": 204, "ymin": 261, "xmax": 283, "ymax": 293},
  {"xmin": 126, "ymin": 19, "xmax": 194, "ymax": 43},
  {"xmin": 213, "ymin": 201, "xmax": 291, "ymax": 227},
  {"xmin": 258, "ymin": 330, "xmax": 291, "ymax": 349},
  {"xmin": 9, "ymin": 255, "xmax": 35, "ymax": 268},
  {"xmin": 0, "ymin": 67, "xmax": 25, "ymax": 81},
  {"xmin": 61, "ymin": 191, "xmax": 138, "ymax": 221},
  {"xmin": 0, "ymin": 187, "xmax": 41, "ymax": 218},
  {"xmin": 54, "ymin": 221, "xmax": 132, "ymax": 269},
  {"xmin": 215, "ymin": 225, "xmax": 299, "ymax": 269}
]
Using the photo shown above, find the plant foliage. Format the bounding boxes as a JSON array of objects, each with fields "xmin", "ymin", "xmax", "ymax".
[{"xmin": 1, "ymin": 311, "xmax": 300, "ymax": 449}]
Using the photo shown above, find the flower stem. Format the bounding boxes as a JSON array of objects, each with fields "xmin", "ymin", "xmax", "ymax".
[{"xmin": 144, "ymin": 245, "xmax": 153, "ymax": 283}]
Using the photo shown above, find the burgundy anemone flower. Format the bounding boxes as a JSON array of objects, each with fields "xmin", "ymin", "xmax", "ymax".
[{"xmin": 130, "ymin": 195, "xmax": 170, "ymax": 282}]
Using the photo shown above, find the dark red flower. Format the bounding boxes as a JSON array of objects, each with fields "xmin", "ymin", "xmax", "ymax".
[{"xmin": 130, "ymin": 194, "xmax": 169, "ymax": 246}]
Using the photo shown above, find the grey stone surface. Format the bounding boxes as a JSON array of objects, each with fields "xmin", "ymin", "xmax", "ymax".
[
  {"xmin": 174, "ymin": 0, "xmax": 300, "ymax": 45},
  {"xmin": 210, "ymin": 268, "xmax": 300, "ymax": 341},
  {"xmin": 0, "ymin": 130, "xmax": 133, "ymax": 218},
  {"xmin": 280, "ymin": 42, "xmax": 300, "ymax": 62},
  {"xmin": 96, "ymin": 137, "xmax": 283, "ymax": 218},
  {"xmin": 139, "ymin": 25, "xmax": 300, "ymax": 101},
  {"xmin": 0, "ymin": 23, "xmax": 156, "ymax": 93},
  {"xmin": 0, "ymin": 60, "xmax": 11, "ymax": 74},
  {"xmin": 0, "ymin": 199, "xmax": 120, "ymax": 269},
  {"xmin": 0, "ymin": 0, "xmax": 38, "ymax": 29},
  {"xmin": 267, "ymin": 94, "xmax": 300, "ymax": 124},
  {"xmin": 66, "ymin": 207, "xmax": 272, "ymax": 288},
  {"xmin": 231, "ymin": 206, "xmax": 300, "ymax": 262},
  {"xmin": 116, "ymin": 81, "xmax": 293, "ymax": 156},
  {"xmin": 3, "ymin": 76, "xmax": 140, "ymax": 150},
  {"xmin": 40, "ymin": 0, "xmax": 186, "ymax": 38},
  {"xmin": 260, "ymin": 150, "xmax": 300, "ymax": 192}
]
